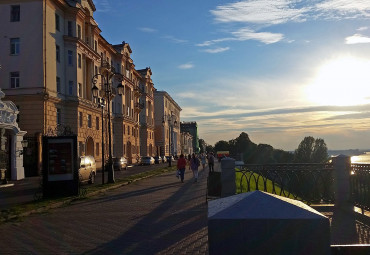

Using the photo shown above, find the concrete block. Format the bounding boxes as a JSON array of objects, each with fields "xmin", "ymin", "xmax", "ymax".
[{"xmin": 208, "ymin": 191, "xmax": 330, "ymax": 255}]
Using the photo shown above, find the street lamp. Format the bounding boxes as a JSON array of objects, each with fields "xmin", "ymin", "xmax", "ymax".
[
  {"xmin": 162, "ymin": 113, "xmax": 177, "ymax": 167},
  {"xmin": 92, "ymin": 60, "xmax": 124, "ymax": 183}
]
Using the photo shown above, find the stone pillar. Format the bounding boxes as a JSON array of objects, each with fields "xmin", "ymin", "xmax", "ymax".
[
  {"xmin": 332, "ymin": 154, "xmax": 352, "ymax": 210},
  {"xmin": 11, "ymin": 131, "xmax": 26, "ymax": 180},
  {"xmin": 331, "ymin": 154, "xmax": 357, "ymax": 244},
  {"xmin": 220, "ymin": 157, "xmax": 236, "ymax": 197}
]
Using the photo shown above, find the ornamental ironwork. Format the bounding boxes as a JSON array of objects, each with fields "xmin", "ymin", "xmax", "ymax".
[
  {"xmin": 351, "ymin": 163, "xmax": 370, "ymax": 212},
  {"xmin": 236, "ymin": 163, "xmax": 335, "ymax": 204}
]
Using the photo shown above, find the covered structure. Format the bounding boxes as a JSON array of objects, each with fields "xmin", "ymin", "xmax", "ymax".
[{"xmin": 0, "ymin": 89, "xmax": 27, "ymax": 181}]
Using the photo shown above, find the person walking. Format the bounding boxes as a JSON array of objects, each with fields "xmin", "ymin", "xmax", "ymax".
[
  {"xmin": 190, "ymin": 153, "xmax": 200, "ymax": 182},
  {"xmin": 187, "ymin": 154, "xmax": 192, "ymax": 170},
  {"xmin": 177, "ymin": 154, "xmax": 187, "ymax": 183},
  {"xmin": 200, "ymin": 153, "xmax": 207, "ymax": 170},
  {"xmin": 208, "ymin": 152, "xmax": 215, "ymax": 173}
]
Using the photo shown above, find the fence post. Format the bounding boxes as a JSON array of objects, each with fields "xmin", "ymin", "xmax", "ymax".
[{"xmin": 221, "ymin": 157, "xmax": 236, "ymax": 197}]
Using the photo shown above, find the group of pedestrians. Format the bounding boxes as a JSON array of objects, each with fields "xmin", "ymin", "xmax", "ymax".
[{"xmin": 176, "ymin": 152, "xmax": 216, "ymax": 183}]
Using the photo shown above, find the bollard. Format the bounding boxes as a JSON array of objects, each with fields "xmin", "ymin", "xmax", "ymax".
[{"xmin": 220, "ymin": 157, "xmax": 236, "ymax": 197}]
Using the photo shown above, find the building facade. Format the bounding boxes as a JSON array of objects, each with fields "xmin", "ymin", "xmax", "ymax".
[
  {"xmin": 154, "ymin": 91, "xmax": 181, "ymax": 157},
  {"xmin": 180, "ymin": 122, "xmax": 199, "ymax": 154},
  {"xmin": 180, "ymin": 131, "xmax": 193, "ymax": 157},
  {"xmin": 138, "ymin": 68, "xmax": 155, "ymax": 157},
  {"xmin": 0, "ymin": 0, "xmax": 145, "ymax": 176}
]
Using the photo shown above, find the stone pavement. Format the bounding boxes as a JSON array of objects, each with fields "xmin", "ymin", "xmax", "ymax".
[{"xmin": 0, "ymin": 163, "xmax": 216, "ymax": 254}]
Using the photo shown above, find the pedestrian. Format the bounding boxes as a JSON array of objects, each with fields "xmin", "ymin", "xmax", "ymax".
[
  {"xmin": 187, "ymin": 154, "xmax": 192, "ymax": 170},
  {"xmin": 200, "ymin": 153, "xmax": 206, "ymax": 170},
  {"xmin": 177, "ymin": 154, "xmax": 187, "ymax": 183},
  {"xmin": 190, "ymin": 153, "xmax": 200, "ymax": 182},
  {"xmin": 208, "ymin": 152, "xmax": 215, "ymax": 172}
]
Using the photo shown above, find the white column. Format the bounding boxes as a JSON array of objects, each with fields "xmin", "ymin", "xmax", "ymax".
[{"xmin": 11, "ymin": 131, "xmax": 26, "ymax": 180}]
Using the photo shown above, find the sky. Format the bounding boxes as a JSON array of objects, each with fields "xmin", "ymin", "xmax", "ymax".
[{"xmin": 93, "ymin": 0, "xmax": 370, "ymax": 151}]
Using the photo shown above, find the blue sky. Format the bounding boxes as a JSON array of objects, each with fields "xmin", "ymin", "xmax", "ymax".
[{"xmin": 94, "ymin": 0, "xmax": 370, "ymax": 150}]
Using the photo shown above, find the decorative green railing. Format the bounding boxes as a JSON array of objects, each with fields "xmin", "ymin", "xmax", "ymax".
[{"xmin": 235, "ymin": 163, "xmax": 335, "ymax": 204}]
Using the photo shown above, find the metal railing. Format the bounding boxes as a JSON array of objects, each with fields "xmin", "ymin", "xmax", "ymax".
[
  {"xmin": 351, "ymin": 163, "xmax": 370, "ymax": 212},
  {"xmin": 235, "ymin": 163, "xmax": 335, "ymax": 204}
]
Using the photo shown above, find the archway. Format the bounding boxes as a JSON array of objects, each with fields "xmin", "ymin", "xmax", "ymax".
[{"xmin": 86, "ymin": 137, "xmax": 94, "ymax": 156}]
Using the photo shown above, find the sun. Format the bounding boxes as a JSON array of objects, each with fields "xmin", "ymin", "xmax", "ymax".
[{"xmin": 305, "ymin": 56, "xmax": 370, "ymax": 106}]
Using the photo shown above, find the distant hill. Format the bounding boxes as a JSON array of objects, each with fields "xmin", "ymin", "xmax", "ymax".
[{"xmin": 328, "ymin": 149, "xmax": 368, "ymax": 157}]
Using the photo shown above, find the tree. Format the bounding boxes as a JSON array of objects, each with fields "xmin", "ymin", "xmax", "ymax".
[
  {"xmin": 294, "ymin": 136, "xmax": 328, "ymax": 163},
  {"xmin": 214, "ymin": 140, "xmax": 230, "ymax": 153}
]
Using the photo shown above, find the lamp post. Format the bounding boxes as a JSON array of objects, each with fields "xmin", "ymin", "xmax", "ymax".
[
  {"xmin": 162, "ymin": 113, "xmax": 177, "ymax": 167},
  {"xmin": 92, "ymin": 60, "xmax": 124, "ymax": 184}
]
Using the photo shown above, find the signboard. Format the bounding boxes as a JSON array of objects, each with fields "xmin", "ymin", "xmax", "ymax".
[{"xmin": 42, "ymin": 136, "xmax": 78, "ymax": 197}]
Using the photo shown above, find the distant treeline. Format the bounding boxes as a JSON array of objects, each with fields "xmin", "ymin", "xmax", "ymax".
[{"xmin": 211, "ymin": 132, "xmax": 328, "ymax": 164}]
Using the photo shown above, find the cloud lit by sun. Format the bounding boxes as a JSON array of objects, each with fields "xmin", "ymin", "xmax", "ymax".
[{"xmin": 305, "ymin": 57, "xmax": 370, "ymax": 106}]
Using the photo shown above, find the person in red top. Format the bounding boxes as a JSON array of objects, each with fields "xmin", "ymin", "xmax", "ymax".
[{"xmin": 177, "ymin": 154, "xmax": 187, "ymax": 183}]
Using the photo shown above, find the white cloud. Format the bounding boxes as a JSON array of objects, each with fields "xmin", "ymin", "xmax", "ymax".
[
  {"xmin": 345, "ymin": 34, "xmax": 370, "ymax": 44},
  {"xmin": 316, "ymin": 0, "xmax": 370, "ymax": 14},
  {"xmin": 162, "ymin": 35, "xmax": 188, "ymax": 44},
  {"xmin": 203, "ymin": 47, "xmax": 230, "ymax": 53},
  {"xmin": 138, "ymin": 27, "xmax": 157, "ymax": 33},
  {"xmin": 210, "ymin": 0, "xmax": 308, "ymax": 25},
  {"xmin": 357, "ymin": 26, "xmax": 369, "ymax": 31},
  {"xmin": 178, "ymin": 63, "xmax": 194, "ymax": 69},
  {"xmin": 232, "ymin": 28, "xmax": 284, "ymax": 44}
]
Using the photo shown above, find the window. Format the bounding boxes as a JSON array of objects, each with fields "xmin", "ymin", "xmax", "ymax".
[
  {"xmin": 67, "ymin": 21, "xmax": 73, "ymax": 36},
  {"xmin": 79, "ymin": 112, "xmax": 83, "ymax": 127},
  {"xmin": 55, "ymin": 13, "xmax": 60, "ymax": 31},
  {"xmin": 56, "ymin": 76, "xmax": 61, "ymax": 93},
  {"xmin": 77, "ymin": 24, "xmax": 81, "ymax": 39},
  {"xmin": 10, "ymin": 5, "xmax": 20, "ymax": 22},
  {"xmin": 96, "ymin": 117, "xmax": 99, "ymax": 130},
  {"xmin": 123, "ymin": 124, "xmax": 125, "ymax": 134},
  {"xmin": 68, "ymin": 81, "xmax": 73, "ymax": 95},
  {"xmin": 128, "ymin": 126, "xmax": 130, "ymax": 135},
  {"xmin": 10, "ymin": 38, "xmax": 20, "ymax": 55},
  {"xmin": 94, "ymin": 65, "xmax": 98, "ymax": 75},
  {"xmin": 10, "ymin": 72, "xmax": 20, "ymax": 88},
  {"xmin": 87, "ymin": 114, "xmax": 92, "ymax": 128},
  {"xmin": 67, "ymin": 50, "xmax": 73, "ymax": 66},
  {"xmin": 56, "ymin": 44, "xmax": 60, "ymax": 62},
  {"xmin": 78, "ymin": 53, "xmax": 81, "ymax": 68},
  {"xmin": 56, "ymin": 108, "xmax": 61, "ymax": 125},
  {"xmin": 94, "ymin": 40, "xmax": 97, "ymax": 51}
]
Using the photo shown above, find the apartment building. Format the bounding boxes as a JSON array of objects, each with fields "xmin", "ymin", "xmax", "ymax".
[
  {"xmin": 0, "ymin": 0, "xmax": 143, "ymax": 176},
  {"xmin": 138, "ymin": 68, "xmax": 155, "ymax": 157},
  {"xmin": 154, "ymin": 91, "xmax": 181, "ymax": 157},
  {"xmin": 180, "ymin": 122, "xmax": 199, "ymax": 154}
]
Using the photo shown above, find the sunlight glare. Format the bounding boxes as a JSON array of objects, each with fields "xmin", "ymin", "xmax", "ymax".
[{"xmin": 305, "ymin": 57, "xmax": 370, "ymax": 106}]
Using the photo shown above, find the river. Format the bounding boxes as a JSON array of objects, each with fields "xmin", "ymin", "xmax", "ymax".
[{"xmin": 351, "ymin": 152, "xmax": 370, "ymax": 164}]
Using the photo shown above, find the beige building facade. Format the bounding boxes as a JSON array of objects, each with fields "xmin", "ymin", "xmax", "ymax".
[
  {"xmin": 0, "ymin": 0, "xmax": 145, "ymax": 175},
  {"xmin": 154, "ymin": 91, "xmax": 181, "ymax": 157},
  {"xmin": 138, "ymin": 68, "xmax": 155, "ymax": 157}
]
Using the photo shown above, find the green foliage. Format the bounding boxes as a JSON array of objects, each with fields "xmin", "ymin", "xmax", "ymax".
[
  {"xmin": 294, "ymin": 136, "xmax": 329, "ymax": 163},
  {"xmin": 213, "ymin": 132, "xmax": 294, "ymax": 164}
]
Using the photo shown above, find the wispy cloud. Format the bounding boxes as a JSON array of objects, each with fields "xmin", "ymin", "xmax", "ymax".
[
  {"xmin": 210, "ymin": 0, "xmax": 308, "ymax": 25},
  {"xmin": 162, "ymin": 35, "xmax": 188, "ymax": 44},
  {"xmin": 95, "ymin": 0, "xmax": 112, "ymax": 13},
  {"xmin": 138, "ymin": 27, "xmax": 157, "ymax": 33},
  {"xmin": 345, "ymin": 34, "xmax": 370, "ymax": 44},
  {"xmin": 232, "ymin": 28, "xmax": 284, "ymax": 44},
  {"xmin": 178, "ymin": 63, "xmax": 194, "ymax": 69},
  {"xmin": 202, "ymin": 47, "xmax": 230, "ymax": 53},
  {"xmin": 357, "ymin": 26, "xmax": 369, "ymax": 31}
]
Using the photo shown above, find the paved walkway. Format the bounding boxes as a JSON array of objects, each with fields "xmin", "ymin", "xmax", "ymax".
[{"xmin": 0, "ymin": 163, "xmax": 215, "ymax": 254}]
